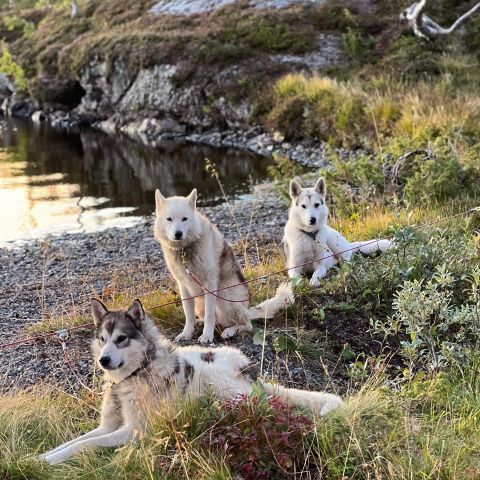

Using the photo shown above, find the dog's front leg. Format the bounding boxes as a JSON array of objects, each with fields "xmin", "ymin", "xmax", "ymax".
[
  {"xmin": 310, "ymin": 245, "xmax": 330, "ymax": 286},
  {"xmin": 198, "ymin": 289, "xmax": 216, "ymax": 344},
  {"xmin": 310, "ymin": 262, "xmax": 327, "ymax": 286},
  {"xmin": 40, "ymin": 426, "xmax": 116, "ymax": 459},
  {"xmin": 287, "ymin": 248, "xmax": 306, "ymax": 281},
  {"xmin": 175, "ymin": 284, "xmax": 196, "ymax": 341},
  {"xmin": 40, "ymin": 397, "xmax": 123, "ymax": 460},
  {"xmin": 310, "ymin": 247, "xmax": 338, "ymax": 286},
  {"xmin": 42, "ymin": 424, "xmax": 135, "ymax": 465}
]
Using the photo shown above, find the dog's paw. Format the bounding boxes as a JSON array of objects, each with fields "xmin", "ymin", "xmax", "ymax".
[
  {"xmin": 378, "ymin": 239, "xmax": 392, "ymax": 252},
  {"xmin": 221, "ymin": 326, "xmax": 238, "ymax": 339},
  {"xmin": 310, "ymin": 266, "xmax": 327, "ymax": 286},
  {"xmin": 175, "ymin": 330, "xmax": 193, "ymax": 342},
  {"xmin": 39, "ymin": 453, "xmax": 57, "ymax": 465},
  {"xmin": 198, "ymin": 332, "xmax": 214, "ymax": 344}
]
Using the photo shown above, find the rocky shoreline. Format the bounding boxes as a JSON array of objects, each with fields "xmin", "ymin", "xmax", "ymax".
[
  {"xmin": 95, "ymin": 117, "xmax": 342, "ymax": 168},
  {"xmin": 4, "ymin": 98, "xmax": 356, "ymax": 169}
]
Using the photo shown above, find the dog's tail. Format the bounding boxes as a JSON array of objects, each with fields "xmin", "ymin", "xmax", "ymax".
[
  {"xmin": 249, "ymin": 282, "xmax": 294, "ymax": 320},
  {"xmin": 261, "ymin": 382, "xmax": 343, "ymax": 416},
  {"xmin": 351, "ymin": 238, "xmax": 392, "ymax": 256}
]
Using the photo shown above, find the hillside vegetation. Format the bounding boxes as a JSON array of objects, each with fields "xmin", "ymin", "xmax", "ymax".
[{"xmin": 1, "ymin": 0, "xmax": 480, "ymax": 479}]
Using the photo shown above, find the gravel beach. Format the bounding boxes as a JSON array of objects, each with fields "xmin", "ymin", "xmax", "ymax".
[{"xmin": 1, "ymin": 182, "xmax": 330, "ymax": 394}]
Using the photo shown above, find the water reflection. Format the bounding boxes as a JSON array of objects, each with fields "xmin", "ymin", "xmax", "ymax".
[{"xmin": 0, "ymin": 118, "xmax": 271, "ymax": 243}]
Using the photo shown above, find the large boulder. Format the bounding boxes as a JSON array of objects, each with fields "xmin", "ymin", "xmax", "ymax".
[
  {"xmin": 76, "ymin": 57, "xmax": 135, "ymax": 117},
  {"xmin": 76, "ymin": 58, "xmax": 257, "ymax": 131}
]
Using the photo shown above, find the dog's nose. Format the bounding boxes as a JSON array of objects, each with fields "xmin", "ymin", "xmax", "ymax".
[
  {"xmin": 309, "ymin": 217, "xmax": 317, "ymax": 225},
  {"xmin": 174, "ymin": 231, "xmax": 183, "ymax": 240},
  {"xmin": 99, "ymin": 356, "xmax": 111, "ymax": 368}
]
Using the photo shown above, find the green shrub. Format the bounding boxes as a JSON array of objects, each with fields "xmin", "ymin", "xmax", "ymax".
[
  {"xmin": 320, "ymin": 139, "xmax": 480, "ymax": 210},
  {"xmin": 315, "ymin": 227, "xmax": 478, "ymax": 322},
  {"xmin": 0, "ymin": 44, "xmax": 27, "ymax": 90},
  {"xmin": 3, "ymin": 14, "xmax": 35, "ymax": 35},
  {"xmin": 373, "ymin": 265, "xmax": 480, "ymax": 377}
]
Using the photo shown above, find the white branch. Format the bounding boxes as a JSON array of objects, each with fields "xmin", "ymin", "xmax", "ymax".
[
  {"xmin": 71, "ymin": 0, "xmax": 79, "ymax": 18},
  {"xmin": 400, "ymin": 1, "xmax": 480, "ymax": 39}
]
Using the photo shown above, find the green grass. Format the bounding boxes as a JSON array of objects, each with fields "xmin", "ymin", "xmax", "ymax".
[{"xmin": 2, "ymin": 370, "xmax": 479, "ymax": 479}]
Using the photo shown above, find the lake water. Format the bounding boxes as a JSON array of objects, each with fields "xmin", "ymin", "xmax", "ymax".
[{"xmin": 0, "ymin": 117, "xmax": 272, "ymax": 244}]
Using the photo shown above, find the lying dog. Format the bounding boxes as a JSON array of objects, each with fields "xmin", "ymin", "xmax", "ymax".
[
  {"xmin": 40, "ymin": 299, "xmax": 343, "ymax": 465},
  {"xmin": 154, "ymin": 188, "xmax": 293, "ymax": 344},
  {"xmin": 283, "ymin": 177, "xmax": 392, "ymax": 286}
]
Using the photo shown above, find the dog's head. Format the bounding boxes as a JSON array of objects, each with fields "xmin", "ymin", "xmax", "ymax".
[
  {"xmin": 154, "ymin": 189, "xmax": 201, "ymax": 247},
  {"xmin": 91, "ymin": 298, "xmax": 155, "ymax": 380},
  {"xmin": 289, "ymin": 177, "xmax": 328, "ymax": 230}
]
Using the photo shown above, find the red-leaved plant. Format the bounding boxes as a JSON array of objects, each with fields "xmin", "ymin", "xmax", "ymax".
[{"xmin": 210, "ymin": 393, "xmax": 316, "ymax": 479}]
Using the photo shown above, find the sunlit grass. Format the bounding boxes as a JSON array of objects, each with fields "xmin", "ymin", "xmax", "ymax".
[
  {"xmin": 1, "ymin": 369, "xmax": 479, "ymax": 479},
  {"xmin": 269, "ymin": 71, "xmax": 480, "ymax": 150}
]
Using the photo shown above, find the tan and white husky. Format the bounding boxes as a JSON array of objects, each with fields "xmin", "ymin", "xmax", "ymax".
[
  {"xmin": 283, "ymin": 177, "xmax": 392, "ymax": 286},
  {"xmin": 40, "ymin": 299, "xmax": 343, "ymax": 464},
  {"xmin": 154, "ymin": 189, "xmax": 293, "ymax": 344}
]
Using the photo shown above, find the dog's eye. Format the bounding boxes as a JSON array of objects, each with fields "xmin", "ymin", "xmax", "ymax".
[
  {"xmin": 117, "ymin": 335, "xmax": 127, "ymax": 343},
  {"xmin": 99, "ymin": 335, "xmax": 105, "ymax": 343},
  {"xmin": 314, "ymin": 203, "xmax": 320, "ymax": 208},
  {"xmin": 301, "ymin": 205, "xmax": 306, "ymax": 209},
  {"xmin": 166, "ymin": 217, "xmax": 172, "ymax": 222},
  {"xmin": 182, "ymin": 217, "xmax": 188, "ymax": 222}
]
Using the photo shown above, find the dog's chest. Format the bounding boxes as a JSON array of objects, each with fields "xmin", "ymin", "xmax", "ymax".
[
  {"xmin": 296, "ymin": 231, "xmax": 324, "ymax": 258},
  {"xmin": 166, "ymin": 241, "xmax": 219, "ymax": 286}
]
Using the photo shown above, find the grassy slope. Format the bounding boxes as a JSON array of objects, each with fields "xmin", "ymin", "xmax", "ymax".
[{"xmin": 1, "ymin": 1, "xmax": 480, "ymax": 479}]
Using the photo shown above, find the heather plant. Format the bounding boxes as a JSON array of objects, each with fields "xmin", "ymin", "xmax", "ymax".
[{"xmin": 210, "ymin": 393, "xmax": 315, "ymax": 479}]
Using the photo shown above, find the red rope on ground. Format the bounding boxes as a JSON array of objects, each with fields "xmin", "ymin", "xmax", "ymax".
[
  {"xmin": 186, "ymin": 268, "xmax": 262, "ymax": 303},
  {"xmin": 0, "ymin": 207, "xmax": 478, "ymax": 351},
  {"xmin": 60, "ymin": 339, "xmax": 102, "ymax": 396}
]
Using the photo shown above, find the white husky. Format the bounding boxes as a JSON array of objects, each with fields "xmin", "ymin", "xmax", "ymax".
[
  {"xmin": 154, "ymin": 189, "xmax": 293, "ymax": 344},
  {"xmin": 40, "ymin": 299, "xmax": 343, "ymax": 465},
  {"xmin": 283, "ymin": 177, "xmax": 392, "ymax": 286}
]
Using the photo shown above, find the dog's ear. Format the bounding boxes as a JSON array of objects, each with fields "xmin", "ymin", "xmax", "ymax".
[
  {"xmin": 289, "ymin": 179, "xmax": 302, "ymax": 199},
  {"xmin": 155, "ymin": 189, "xmax": 166, "ymax": 211},
  {"xmin": 187, "ymin": 188, "xmax": 197, "ymax": 208},
  {"xmin": 127, "ymin": 299, "xmax": 146, "ymax": 328},
  {"xmin": 91, "ymin": 298, "xmax": 109, "ymax": 328},
  {"xmin": 314, "ymin": 177, "xmax": 326, "ymax": 197}
]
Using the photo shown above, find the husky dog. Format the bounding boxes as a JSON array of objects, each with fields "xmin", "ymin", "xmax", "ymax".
[
  {"xmin": 40, "ymin": 299, "xmax": 343, "ymax": 465},
  {"xmin": 284, "ymin": 177, "xmax": 392, "ymax": 286},
  {"xmin": 154, "ymin": 189, "xmax": 293, "ymax": 344}
]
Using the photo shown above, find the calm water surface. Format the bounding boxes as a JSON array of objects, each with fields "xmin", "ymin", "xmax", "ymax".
[{"xmin": 0, "ymin": 118, "xmax": 272, "ymax": 244}]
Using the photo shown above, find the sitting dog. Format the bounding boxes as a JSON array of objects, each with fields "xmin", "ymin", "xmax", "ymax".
[
  {"xmin": 40, "ymin": 299, "xmax": 343, "ymax": 465},
  {"xmin": 283, "ymin": 177, "xmax": 392, "ymax": 286},
  {"xmin": 154, "ymin": 188, "xmax": 293, "ymax": 344}
]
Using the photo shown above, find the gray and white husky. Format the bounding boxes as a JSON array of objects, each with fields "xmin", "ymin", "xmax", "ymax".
[
  {"xmin": 40, "ymin": 299, "xmax": 343, "ymax": 465},
  {"xmin": 154, "ymin": 188, "xmax": 293, "ymax": 344},
  {"xmin": 283, "ymin": 177, "xmax": 392, "ymax": 286}
]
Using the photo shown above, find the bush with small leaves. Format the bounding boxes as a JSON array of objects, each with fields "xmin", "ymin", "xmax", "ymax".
[{"xmin": 374, "ymin": 265, "xmax": 480, "ymax": 377}]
